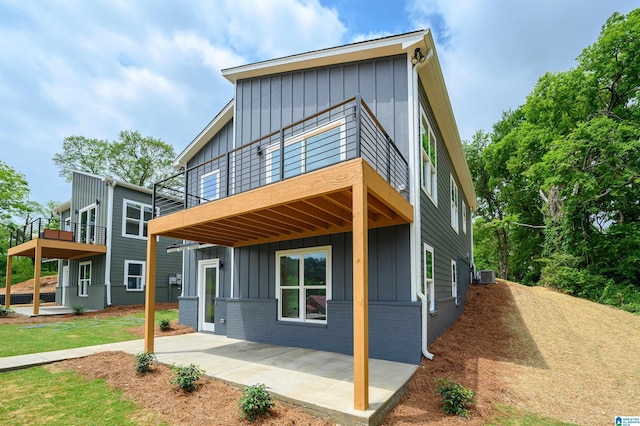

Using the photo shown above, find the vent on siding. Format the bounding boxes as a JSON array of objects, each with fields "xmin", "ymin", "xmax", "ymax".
[{"xmin": 478, "ymin": 270, "xmax": 495, "ymax": 285}]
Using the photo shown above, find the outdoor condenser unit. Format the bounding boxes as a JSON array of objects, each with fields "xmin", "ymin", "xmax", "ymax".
[{"xmin": 478, "ymin": 270, "xmax": 496, "ymax": 285}]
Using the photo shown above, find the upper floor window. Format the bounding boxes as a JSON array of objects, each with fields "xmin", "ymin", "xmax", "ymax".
[
  {"xmin": 266, "ymin": 119, "xmax": 346, "ymax": 184},
  {"xmin": 423, "ymin": 243, "xmax": 436, "ymax": 312},
  {"xmin": 123, "ymin": 199, "xmax": 152, "ymax": 239},
  {"xmin": 450, "ymin": 175, "xmax": 459, "ymax": 233},
  {"xmin": 276, "ymin": 246, "xmax": 332, "ymax": 323},
  {"xmin": 462, "ymin": 200, "xmax": 467, "ymax": 234},
  {"xmin": 420, "ymin": 108, "xmax": 437, "ymax": 204},
  {"xmin": 200, "ymin": 169, "xmax": 221, "ymax": 203}
]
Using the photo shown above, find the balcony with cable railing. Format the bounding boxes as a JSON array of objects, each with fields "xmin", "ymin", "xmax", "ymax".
[{"xmin": 150, "ymin": 96, "xmax": 413, "ymax": 247}]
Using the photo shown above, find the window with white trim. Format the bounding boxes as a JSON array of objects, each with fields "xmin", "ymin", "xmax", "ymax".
[
  {"xmin": 450, "ymin": 175, "xmax": 459, "ymax": 233},
  {"xmin": 423, "ymin": 243, "xmax": 436, "ymax": 312},
  {"xmin": 462, "ymin": 200, "xmax": 467, "ymax": 234},
  {"xmin": 451, "ymin": 259, "xmax": 458, "ymax": 305},
  {"xmin": 266, "ymin": 119, "xmax": 346, "ymax": 184},
  {"xmin": 123, "ymin": 200, "xmax": 152, "ymax": 239},
  {"xmin": 78, "ymin": 204, "xmax": 97, "ymax": 243},
  {"xmin": 125, "ymin": 260, "xmax": 146, "ymax": 291},
  {"xmin": 276, "ymin": 246, "xmax": 331, "ymax": 323},
  {"xmin": 420, "ymin": 108, "xmax": 437, "ymax": 204},
  {"xmin": 78, "ymin": 261, "xmax": 91, "ymax": 297},
  {"xmin": 200, "ymin": 169, "xmax": 220, "ymax": 203}
]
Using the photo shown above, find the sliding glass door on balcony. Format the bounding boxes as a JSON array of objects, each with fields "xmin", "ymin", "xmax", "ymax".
[
  {"xmin": 266, "ymin": 119, "xmax": 346, "ymax": 184},
  {"xmin": 78, "ymin": 205, "xmax": 97, "ymax": 244}
]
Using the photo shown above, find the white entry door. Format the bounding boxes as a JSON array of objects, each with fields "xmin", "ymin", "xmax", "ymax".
[
  {"xmin": 198, "ymin": 259, "xmax": 219, "ymax": 332},
  {"xmin": 61, "ymin": 265, "xmax": 69, "ymax": 306}
]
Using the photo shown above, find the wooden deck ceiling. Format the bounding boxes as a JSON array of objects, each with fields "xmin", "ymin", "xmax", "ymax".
[
  {"xmin": 149, "ymin": 159, "xmax": 414, "ymax": 246},
  {"xmin": 7, "ymin": 238, "xmax": 107, "ymax": 260}
]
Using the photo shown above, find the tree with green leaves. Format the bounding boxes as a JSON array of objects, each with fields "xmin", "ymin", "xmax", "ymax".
[
  {"xmin": 467, "ymin": 9, "xmax": 640, "ymax": 311},
  {"xmin": 0, "ymin": 161, "xmax": 30, "ymax": 219},
  {"xmin": 53, "ymin": 131, "xmax": 176, "ymax": 188}
]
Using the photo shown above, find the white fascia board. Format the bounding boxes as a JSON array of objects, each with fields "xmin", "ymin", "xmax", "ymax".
[
  {"xmin": 222, "ymin": 30, "xmax": 428, "ymax": 83},
  {"xmin": 173, "ymin": 99, "xmax": 234, "ymax": 169},
  {"xmin": 53, "ymin": 200, "xmax": 71, "ymax": 213},
  {"xmin": 67, "ymin": 169, "xmax": 152, "ymax": 195}
]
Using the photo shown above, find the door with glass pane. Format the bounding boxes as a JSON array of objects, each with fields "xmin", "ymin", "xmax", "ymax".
[
  {"xmin": 78, "ymin": 205, "xmax": 97, "ymax": 243},
  {"xmin": 198, "ymin": 259, "xmax": 219, "ymax": 332}
]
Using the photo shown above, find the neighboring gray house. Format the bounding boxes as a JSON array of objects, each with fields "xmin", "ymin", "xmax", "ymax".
[
  {"xmin": 143, "ymin": 30, "xmax": 477, "ymax": 410},
  {"xmin": 52, "ymin": 170, "xmax": 182, "ymax": 310}
]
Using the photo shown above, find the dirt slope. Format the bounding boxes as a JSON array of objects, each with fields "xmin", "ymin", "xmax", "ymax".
[
  {"xmin": 5, "ymin": 275, "xmax": 57, "ymax": 294},
  {"xmin": 386, "ymin": 280, "xmax": 640, "ymax": 425}
]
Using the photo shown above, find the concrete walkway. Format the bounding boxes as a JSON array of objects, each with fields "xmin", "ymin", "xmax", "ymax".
[
  {"xmin": 11, "ymin": 305, "xmax": 97, "ymax": 317},
  {"xmin": 0, "ymin": 333, "xmax": 418, "ymax": 425}
]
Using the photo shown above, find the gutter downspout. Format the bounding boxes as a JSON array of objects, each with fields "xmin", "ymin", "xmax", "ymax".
[
  {"xmin": 413, "ymin": 46, "xmax": 435, "ymax": 361},
  {"xmin": 104, "ymin": 178, "xmax": 115, "ymax": 306}
]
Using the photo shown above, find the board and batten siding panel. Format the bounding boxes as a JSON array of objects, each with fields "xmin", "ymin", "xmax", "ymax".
[
  {"xmin": 110, "ymin": 186, "xmax": 181, "ymax": 305},
  {"xmin": 186, "ymin": 119, "xmax": 234, "ymax": 168},
  {"xmin": 234, "ymin": 55, "xmax": 409, "ymax": 159},
  {"xmin": 64, "ymin": 256, "xmax": 107, "ymax": 310},
  {"xmin": 418, "ymin": 83, "xmax": 473, "ymax": 344},
  {"xmin": 71, "ymin": 172, "xmax": 109, "ymax": 231},
  {"xmin": 232, "ymin": 225, "xmax": 410, "ymax": 303}
]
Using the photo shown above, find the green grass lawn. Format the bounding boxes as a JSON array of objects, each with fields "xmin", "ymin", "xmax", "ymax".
[
  {"xmin": 0, "ymin": 309, "xmax": 178, "ymax": 357},
  {"xmin": 488, "ymin": 405, "xmax": 578, "ymax": 425},
  {"xmin": 0, "ymin": 366, "xmax": 165, "ymax": 426}
]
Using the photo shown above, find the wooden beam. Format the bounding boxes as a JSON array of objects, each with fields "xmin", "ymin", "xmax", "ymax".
[
  {"xmin": 144, "ymin": 234, "xmax": 157, "ymax": 353},
  {"xmin": 5, "ymin": 255, "xmax": 12, "ymax": 308},
  {"xmin": 352, "ymin": 181, "xmax": 369, "ymax": 410},
  {"xmin": 33, "ymin": 242, "xmax": 41, "ymax": 316}
]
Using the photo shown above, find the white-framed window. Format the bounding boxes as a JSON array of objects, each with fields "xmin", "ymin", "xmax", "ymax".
[
  {"xmin": 451, "ymin": 259, "xmax": 458, "ymax": 305},
  {"xmin": 266, "ymin": 119, "xmax": 346, "ymax": 184},
  {"xmin": 420, "ymin": 108, "xmax": 437, "ymax": 204},
  {"xmin": 450, "ymin": 175, "xmax": 459, "ymax": 233},
  {"xmin": 276, "ymin": 246, "xmax": 331, "ymax": 323},
  {"xmin": 423, "ymin": 243, "xmax": 436, "ymax": 312},
  {"xmin": 78, "ymin": 261, "xmax": 91, "ymax": 297},
  {"xmin": 462, "ymin": 200, "xmax": 467, "ymax": 234},
  {"xmin": 200, "ymin": 169, "xmax": 220, "ymax": 203},
  {"xmin": 125, "ymin": 260, "xmax": 146, "ymax": 291},
  {"xmin": 78, "ymin": 204, "xmax": 97, "ymax": 244},
  {"xmin": 123, "ymin": 199, "xmax": 152, "ymax": 239},
  {"xmin": 63, "ymin": 216, "xmax": 71, "ymax": 232}
]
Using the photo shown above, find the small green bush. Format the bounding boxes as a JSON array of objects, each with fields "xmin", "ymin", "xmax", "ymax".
[
  {"xmin": 134, "ymin": 352, "xmax": 156, "ymax": 374},
  {"xmin": 239, "ymin": 383, "xmax": 275, "ymax": 422},
  {"xmin": 170, "ymin": 363, "xmax": 204, "ymax": 392},
  {"xmin": 0, "ymin": 305, "xmax": 16, "ymax": 317},
  {"xmin": 71, "ymin": 305, "xmax": 85, "ymax": 315},
  {"xmin": 434, "ymin": 378, "xmax": 475, "ymax": 418},
  {"xmin": 158, "ymin": 318, "xmax": 171, "ymax": 331}
]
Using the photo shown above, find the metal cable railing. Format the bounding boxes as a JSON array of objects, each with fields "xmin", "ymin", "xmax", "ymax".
[
  {"xmin": 153, "ymin": 95, "xmax": 409, "ymax": 218},
  {"xmin": 9, "ymin": 218, "xmax": 107, "ymax": 247}
]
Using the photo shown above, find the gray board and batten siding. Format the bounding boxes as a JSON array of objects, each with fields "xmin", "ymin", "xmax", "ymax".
[
  {"xmin": 56, "ymin": 172, "xmax": 181, "ymax": 309},
  {"xmin": 418, "ymin": 82, "xmax": 472, "ymax": 344},
  {"xmin": 234, "ymin": 55, "xmax": 409, "ymax": 157}
]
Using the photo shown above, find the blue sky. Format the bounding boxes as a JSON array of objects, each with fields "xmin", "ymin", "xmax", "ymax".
[{"xmin": 1, "ymin": 0, "xmax": 638, "ymax": 206}]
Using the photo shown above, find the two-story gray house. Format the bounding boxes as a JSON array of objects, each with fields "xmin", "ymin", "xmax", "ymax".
[
  {"xmin": 4, "ymin": 169, "xmax": 182, "ymax": 314},
  {"xmin": 142, "ymin": 29, "xmax": 477, "ymax": 410}
]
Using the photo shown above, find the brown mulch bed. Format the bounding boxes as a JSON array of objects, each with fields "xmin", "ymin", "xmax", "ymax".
[{"xmin": 49, "ymin": 351, "xmax": 332, "ymax": 425}]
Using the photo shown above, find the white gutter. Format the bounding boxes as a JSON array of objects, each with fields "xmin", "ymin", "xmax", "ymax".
[
  {"xmin": 413, "ymin": 46, "xmax": 435, "ymax": 361},
  {"xmin": 104, "ymin": 178, "xmax": 115, "ymax": 306}
]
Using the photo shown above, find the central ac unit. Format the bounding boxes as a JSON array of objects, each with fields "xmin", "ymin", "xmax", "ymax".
[{"xmin": 478, "ymin": 270, "xmax": 495, "ymax": 285}]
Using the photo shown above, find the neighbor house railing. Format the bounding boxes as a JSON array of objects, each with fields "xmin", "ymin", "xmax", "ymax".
[
  {"xmin": 9, "ymin": 217, "xmax": 107, "ymax": 248},
  {"xmin": 153, "ymin": 95, "xmax": 410, "ymax": 218}
]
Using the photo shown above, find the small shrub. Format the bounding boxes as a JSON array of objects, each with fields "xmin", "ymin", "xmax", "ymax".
[
  {"xmin": 134, "ymin": 352, "xmax": 156, "ymax": 373},
  {"xmin": 434, "ymin": 378, "xmax": 475, "ymax": 418},
  {"xmin": 71, "ymin": 305, "xmax": 85, "ymax": 315},
  {"xmin": 158, "ymin": 318, "xmax": 171, "ymax": 331},
  {"xmin": 170, "ymin": 363, "xmax": 204, "ymax": 392},
  {"xmin": 239, "ymin": 383, "xmax": 275, "ymax": 422},
  {"xmin": 0, "ymin": 305, "xmax": 16, "ymax": 317}
]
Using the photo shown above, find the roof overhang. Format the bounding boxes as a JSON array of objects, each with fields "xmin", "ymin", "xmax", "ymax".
[{"xmin": 222, "ymin": 30, "xmax": 426, "ymax": 83}]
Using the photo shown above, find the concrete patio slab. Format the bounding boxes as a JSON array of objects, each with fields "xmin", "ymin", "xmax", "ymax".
[
  {"xmin": 10, "ymin": 305, "xmax": 97, "ymax": 317},
  {"xmin": 0, "ymin": 333, "xmax": 418, "ymax": 425}
]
